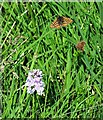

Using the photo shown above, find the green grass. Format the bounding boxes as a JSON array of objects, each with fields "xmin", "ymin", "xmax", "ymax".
[{"xmin": 1, "ymin": 2, "xmax": 103, "ymax": 118}]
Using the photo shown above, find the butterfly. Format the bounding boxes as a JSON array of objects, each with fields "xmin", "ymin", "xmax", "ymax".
[
  {"xmin": 76, "ymin": 41, "xmax": 86, "ymax": 52},
  {"xmin": 50, "ymin": 16, "xmax": 73, "ymax": 29}
]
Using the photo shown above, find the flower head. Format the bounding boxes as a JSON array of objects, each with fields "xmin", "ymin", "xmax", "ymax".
[{"xmin": 25, "ymin": 69, "xmax": 45, "ymax": 95}]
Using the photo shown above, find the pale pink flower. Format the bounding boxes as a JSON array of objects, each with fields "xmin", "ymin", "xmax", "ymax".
[{"xmin": 25, "ymin": 69, "xmax": 45, "ymax": 95}]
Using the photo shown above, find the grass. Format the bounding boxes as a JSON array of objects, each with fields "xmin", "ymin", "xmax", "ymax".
[{"xmin": 1, "ymin": 2, "xmax": 103, "ymax": 118}]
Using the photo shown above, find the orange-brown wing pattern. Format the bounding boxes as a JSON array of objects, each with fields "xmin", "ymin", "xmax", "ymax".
[
  {"xmin": 50, "ymin": 16, "xmax": 73, "ymax": 29},
  {"xmin": 50, "ymin": 18, "xmax": 61, "ymax": 29},
  {"xmin": 61, "ymin": 17, "xmax": 73, "ymax": 27},
  {"xmin": 76, "ymin": 41, "xmax": 86, "ymax": 52}
]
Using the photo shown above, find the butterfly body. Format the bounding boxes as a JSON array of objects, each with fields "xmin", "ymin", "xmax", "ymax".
[
  {"xmin": 57, "ymin": 16, "xmax": 64, "ymax": 25},
  {"xmin": 50, "ymin": 16, "xmax": 73, "ymax": 29},
  {"xmin": 76, "ymin": 41, "xmax": 86, "ymax": 52}
]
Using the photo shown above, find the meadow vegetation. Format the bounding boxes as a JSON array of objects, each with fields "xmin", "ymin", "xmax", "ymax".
[{"xmin": 1, "ymin": 2, "xmax": 103, "ymax": 118}]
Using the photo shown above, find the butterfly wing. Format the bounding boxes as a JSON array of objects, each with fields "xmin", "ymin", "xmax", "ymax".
[
  {"xmin": 61, "ymin": 17, "xmax": 73, "ymax": 27},
  {"xmin": 50, "ymin": 18, "xmax": 61, "ymax": 29},
  {"xmin": 50, "ymin": 16, "xmax": 73, "ymax": 29}
]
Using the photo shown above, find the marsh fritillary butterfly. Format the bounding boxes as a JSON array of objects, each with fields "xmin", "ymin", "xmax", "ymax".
[{"xmin": 50, "ymin": 16, "xmax": 73, "ymax": 29}]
